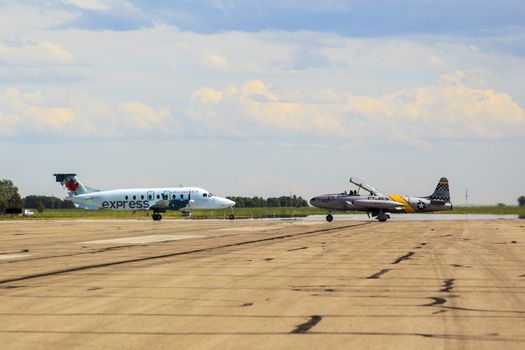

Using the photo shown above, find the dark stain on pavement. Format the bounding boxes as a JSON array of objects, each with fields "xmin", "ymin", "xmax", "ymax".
[
  {"xmin": 392, "ymin": 252, "xmax": 415, "ymax": 264},
  {"xmin": 291, "ymin": 315, "xmax": 322, "ymax": 334}
]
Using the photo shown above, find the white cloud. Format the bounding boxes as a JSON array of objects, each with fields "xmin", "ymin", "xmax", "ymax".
[
  {"xmin": 0, "ymin": 88, "xmax": 176, "ymax": 138},
  {"xmin": 192, "ymin": 87, "xmax": 224, "ymax": 104},
  {"xmin": 0, "ymin": 5, "xmax": 77, "ymax": 37},
  {"xmin": 0, "ymin": 41, "xmax": 73, "ymax": 65},
  {"xmin": 202, "ymin": 53, "xmax": 229, "ymax": 69},
  {"xmin": 119, "ymin": 102, "xmax": 170, "ymax": 132},
  {"xmin": 189, "ymin": 75, "xmax": 525, "ymax": 145},
  {"xmin": 62, "ymin": 0, "xmax": 109, "ymax": 11}
]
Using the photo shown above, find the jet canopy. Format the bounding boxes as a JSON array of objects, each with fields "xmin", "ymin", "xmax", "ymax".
[{"xmin": 349, "ymin": 177, "xmax": 383, "ymax": 196}]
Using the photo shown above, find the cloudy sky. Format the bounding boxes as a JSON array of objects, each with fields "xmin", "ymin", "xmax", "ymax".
[{"xmin": 1, "ymin": 0, "xmax": 524, "ymax": 204}]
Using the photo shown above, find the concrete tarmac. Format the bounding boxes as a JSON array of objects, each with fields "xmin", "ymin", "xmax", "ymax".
[{"xmin": 0, "ymin": 219, "xmax": 524, "ymax": 349}]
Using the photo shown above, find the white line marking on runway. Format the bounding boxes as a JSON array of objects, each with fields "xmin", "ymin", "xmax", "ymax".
[
  {"xmin": 0, "ymin": 254, "xmax": 30, "ymax": 260},
  {"xmin": 81, "ymin": 235, "xmax": 199, "ymax": 245},
  {"xmin": 218, "ymin": 227, "xmax": 275, "ymax": 232}
]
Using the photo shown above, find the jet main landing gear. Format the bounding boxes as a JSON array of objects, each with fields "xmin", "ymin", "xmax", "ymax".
[
  {"xmin": 326, "ymin": 214, "xmax": 333, "ymax": 222},
  {"xmin": 152, "ymin": 212, "xmax": 162, "ymax": 221},
  {"xmin": 376, "ymin": 212, "xmax": 390, "ymax": 222}
]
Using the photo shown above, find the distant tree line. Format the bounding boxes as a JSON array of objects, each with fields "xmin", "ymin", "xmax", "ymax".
[
  {"xmin": 23, "ymin": 195, "xmax": 75, "ymax": 211},
  {"xmin": 226, "ymin": 195, "xmax": 308, "ymax": 208},
  {"xmin": 519, "ymin": 196, "xmax": 525, "ymax": 207},
  {"xmin": 1, "ymin": 179, "xmax": 76, "ymax": 214}
]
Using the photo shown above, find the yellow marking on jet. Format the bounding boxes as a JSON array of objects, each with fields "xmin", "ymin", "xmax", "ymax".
[{"xmin": 388, "ymin": 194, "xmax": 416, "ymax": 213}]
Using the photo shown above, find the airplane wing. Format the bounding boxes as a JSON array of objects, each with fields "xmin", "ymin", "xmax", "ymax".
[
  {"xmin": 149, "ymin": 198, "xmax": 171, "ymax": 209},
  {"xmin": 148, "ymin": 197, "xmax": 191, "ymax": 210},
  {"xmin": 349, "ymin": 177, "xmax": 383, "ymax": 196}
]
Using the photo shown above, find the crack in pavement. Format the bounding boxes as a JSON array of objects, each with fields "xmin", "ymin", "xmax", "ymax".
[
  {"xmin": 392, "ymin": 252, "xmax": 415, "ymax": 264},
  {"xmin": 366, "ymin": 269, "xmax": 391, "ymax": 279},
  {"xmin": 440, "ymin": 278, "xmax": 455, "ymax": 292},
  {"xmin": 291, "ymin": 315, "xmax": 322, "ymax": 333},
  {"xmin": 424, "ymin": 297, "xmax": 447, "ymax": 307}
]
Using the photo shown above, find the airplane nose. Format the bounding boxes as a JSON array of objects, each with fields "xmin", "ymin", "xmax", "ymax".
[
  {"xmin": 309, "ymin": 197, "xmax": 317, "ymax": 206},
  {"xmin": 219, "ymin": 197, "xmax": 235, "ymax": 208}
]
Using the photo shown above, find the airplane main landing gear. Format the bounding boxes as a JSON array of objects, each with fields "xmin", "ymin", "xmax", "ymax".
[
  {"xmin": 376, "ymin": 212, "xmax": 390, "ymax": 222},
  {"xmin": 326, "ymin": 214, "xmax": 333, "ymax": 222},
  {"xmin": 152, "ymin": 213, "xmax": 162, "ymax": 221}
]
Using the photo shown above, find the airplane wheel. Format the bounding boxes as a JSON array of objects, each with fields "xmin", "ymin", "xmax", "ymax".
[
  {"xmin": 378, "ymin": 218, "xmax": 387, "ymax": 222},
  {"xmin": 152, "ymin": 214, "xmax": 162, "ymax": 221},
  {"xmin": 326, "ymin": 214, "xmax": 333, "ymax": 222},
  {"xmin": 228, "ymin": 214, "xmax": 235, "ymax": 220}
]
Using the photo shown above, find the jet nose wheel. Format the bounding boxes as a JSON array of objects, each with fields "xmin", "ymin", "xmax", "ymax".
[
  {"xmin": 326, "ymin": 214, "xmax": 333, "ymax": 222},
  {"xmin": 228, "ymin": 214, "xmax": 235, "ymax": 220}
]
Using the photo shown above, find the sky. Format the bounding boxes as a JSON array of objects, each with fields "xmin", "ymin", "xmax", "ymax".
[{"xmin": 0, "ymin": 0, "xmax": 524, "ymax": 204}]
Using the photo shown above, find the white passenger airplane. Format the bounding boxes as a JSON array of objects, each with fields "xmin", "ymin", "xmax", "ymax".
[{"xmin": 54, "ymin": 173, "xmax": 236, "ymax": 221}]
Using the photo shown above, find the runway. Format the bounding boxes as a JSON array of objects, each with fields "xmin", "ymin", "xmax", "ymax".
[{"xmin": 0, "ymin": 219, "xmax": 524, "ymax": 349}]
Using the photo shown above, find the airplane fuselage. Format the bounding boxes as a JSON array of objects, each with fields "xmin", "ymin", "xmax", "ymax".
[
  {"xmin": 310, "ymin": 193, "xmax": 452, "ymax": 213},
  {"xmin": 70, "ymin": 187, "xmax": 234, "ymax": 212}
]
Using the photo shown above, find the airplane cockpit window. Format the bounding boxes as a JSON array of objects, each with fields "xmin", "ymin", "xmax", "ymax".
[
  {"xmin": 203, "ymin": 193, "xmax": 207, "ymax": 197},
  {"xmin": 209, "ymin": 193, "xmax": 213, "ymax": 197}
]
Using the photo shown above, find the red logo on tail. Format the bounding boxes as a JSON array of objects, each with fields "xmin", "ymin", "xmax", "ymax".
[{"xmin": 65, "ymin": 180, "xmax": 79, "ymax": 192}]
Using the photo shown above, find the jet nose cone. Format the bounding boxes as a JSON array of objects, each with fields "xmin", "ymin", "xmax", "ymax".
[
  {"xmin": 309, "ymin": 197, "xmax": 318, "ymax": 206},
  {"xmin": 226, "ymin": 198, "xmax": 236, "ymax": 207}
]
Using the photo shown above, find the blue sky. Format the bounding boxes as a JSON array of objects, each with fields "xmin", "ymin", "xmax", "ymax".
[{"xmin": 1, "ymin": 0, "xmax": 524, "ymax": 204}]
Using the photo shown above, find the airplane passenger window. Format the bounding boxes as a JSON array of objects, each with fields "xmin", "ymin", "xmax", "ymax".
[
  {"xmin": 148, "ymin": 195, "xmax": 152, "ymax": 200},
  {"xmin": 157, "ymin": 195, "xmax": 160, "ymax": 199},
  {"xmin": 133, "ymin": 195, "xmax": 136, "ymax": 200},
  {"xmin": 141, "ymin": 195, "xmax": 144, "ymax": 200},
  {"xmin": 180, "ymin": 194, "xmax": 183, "ymax": 199},
  {"xmin": 125, "ymin": 195, "xmax": 128, "ymax": 200}
]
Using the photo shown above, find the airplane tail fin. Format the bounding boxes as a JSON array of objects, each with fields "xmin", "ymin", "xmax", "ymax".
[
  {"xmin": 427, "ymin": 177, "xmax": 450, "ymax": 202},
  {"xmin": 54, "ymin": 173, "xmax": 99, "ymax": 197}
]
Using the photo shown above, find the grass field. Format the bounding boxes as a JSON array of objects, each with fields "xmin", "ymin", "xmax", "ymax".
[{"xmin": 1, "ymin": 205, "xmax": 524, "ymax": 220}]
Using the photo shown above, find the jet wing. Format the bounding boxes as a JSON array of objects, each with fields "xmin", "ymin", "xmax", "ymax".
[
  {"xmin": 349, "ymin": 178, "xmax": 383, "ymax": 196},
  {"xmin": 353, "ymin": 199, "xmax": 404, "ymax": 210}
]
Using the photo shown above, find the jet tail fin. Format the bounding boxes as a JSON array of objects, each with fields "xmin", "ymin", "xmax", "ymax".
[
  {"xmin": 427, "ymin": 177, "xmax": 450, "ymax": 202},
  {"xmin": 54, "ymin": 173, "xmax": 99, "ymax": 197}
]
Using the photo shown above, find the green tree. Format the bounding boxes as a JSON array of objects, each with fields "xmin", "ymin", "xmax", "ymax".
[
  {"xmin": 519, "ymin": 196, "xmax": 525, "ymax": 207},
  {"xmin": 36, "ymin": 202, "xmax": 45, "ymax": 213},
  {"xmin": 0, "ymin": 179, "xmax": 23, "ymax": 212}
]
